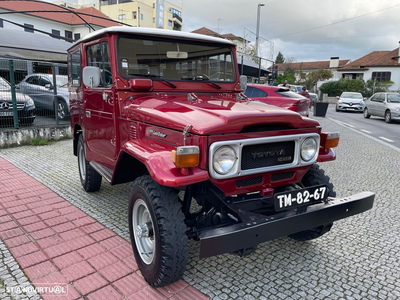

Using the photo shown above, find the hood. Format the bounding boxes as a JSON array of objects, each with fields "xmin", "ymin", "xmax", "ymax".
[
  {"xmin": 121, "ymin": 93, "xmax": 319, "ymax": 135},
  {"xmin": 0, "ymin": 90, "xmax": 31, "ymax": 103},
  {"xmin": 339, "ymin": 97, "xmax": 364, "ymax": 104}
]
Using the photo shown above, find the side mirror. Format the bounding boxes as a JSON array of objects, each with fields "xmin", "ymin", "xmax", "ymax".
[
  {"xmin": 240, "ymin": 75, "xmax": 247, "ymax": 92},
  {"xmin": 336, "ymin": 96, "xmax": 339, "ymax": 99},
  {"xmin": 45, "ymin": 83, "xmax": 53, "ymax": 90},
  {"xmin": 83, "ymin": 66, "xmax": 101, "ymax": 88}
]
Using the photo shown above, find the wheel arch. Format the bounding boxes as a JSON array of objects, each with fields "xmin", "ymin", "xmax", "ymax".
[
  {"xmin": 73, "ymin": 125, "xmax": 82, "ymax": 156},
  {"xmin": 112, "ymin": 151, "xmax": 148, "ymax": 185}
]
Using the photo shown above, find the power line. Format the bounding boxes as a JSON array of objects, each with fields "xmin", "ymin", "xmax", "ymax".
[{"xmin": 268, "ymin": 3, "xmax": 400, "ymax": 40}]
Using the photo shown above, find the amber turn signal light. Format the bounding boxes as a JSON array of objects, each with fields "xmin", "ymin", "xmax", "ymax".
[
  {"xmin": 321, "ymin": 132, "xmax": 340, "ymax": 148},
  {"xmin": 171, "ymin": 146, "xmax": 200, "ymax": 168}
]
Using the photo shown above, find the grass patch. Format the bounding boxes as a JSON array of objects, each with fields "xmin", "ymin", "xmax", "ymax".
[{"xmin": 30, "ymin": 137, "xmax": 51, "ymax": 146}]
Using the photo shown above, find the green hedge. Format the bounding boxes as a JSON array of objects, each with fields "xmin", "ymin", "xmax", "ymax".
[{"xmin": 319, "ymin": 79, "xmax": 391, "ymax": 98}]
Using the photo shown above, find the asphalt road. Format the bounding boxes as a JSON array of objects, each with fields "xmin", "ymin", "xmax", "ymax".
[
  {"xmin": 324, "ymin": 104, "xmax": 400, "ymax": 150},
  {"xmin": 1, "ymin": 114, "xmax": 400, "ymax": 299}
]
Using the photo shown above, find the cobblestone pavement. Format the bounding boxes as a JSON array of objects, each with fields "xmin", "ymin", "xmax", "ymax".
[{"xmin": 1, "ymin": 115, "xmax": 400, "ymax": 299}]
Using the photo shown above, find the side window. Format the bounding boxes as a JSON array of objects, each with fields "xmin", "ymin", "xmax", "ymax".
[
  {"xmin": 244, "ymin": 86, "xmax": 254, "ymax": 97},
  {"xmin": 26, "ymin": 76, "xmax": 39, "ymax": 85},
  {"xmin": 251, "ymin": 88, "xmax": 267, "ymax": 98},
  {"xmin": 39, "ymin": 76, "xmax": 52, "ymax": 87},
  {"xmin": 370, "ymin": 94, "xmax": 379, "ymax": 102},
  {"xmin": 86, "ymin": 42, "xmax": 112, "ymax": 88},
  {"xmin": 69, "ymin": 50, "xmax": 81, "ymax": 87}
]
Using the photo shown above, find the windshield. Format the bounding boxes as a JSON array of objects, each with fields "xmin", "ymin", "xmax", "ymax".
[
  {"xmin": 276, "ymin": 89, "xmax": 306, "ymax": 98},
  {"xmin": 0, "ymin": 77, "xmax": 10, "ymax": 91},
  {"xmin": 341, "ymin": 92, "xmax": 363, "ymax": 99},
  {"xmin": 117, "ymin": 36, "xmax": 235, "ymax": 82},
  {"xmin": 387, "ymin": 94, "xmax": 400, "ymax": 103}
]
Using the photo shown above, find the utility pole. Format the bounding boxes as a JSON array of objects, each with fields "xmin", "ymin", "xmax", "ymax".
[{"xmin": 255, "ymin": 3, "xmax": 265, "ymax": 58}]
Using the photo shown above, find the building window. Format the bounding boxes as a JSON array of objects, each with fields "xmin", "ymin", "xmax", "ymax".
[
  {"xmin": 0, "ymin": 19, "xmax": 3, "ymax": 28},
  {"xmin": 52, "ymin": 29, "xmax": 61, "ymax": 39},
  {"xmin": 118, "ymin": 14, "xmax": 126, "ymax": 20},
  {"xmin": 170, "ymin": 8, "xmax": 181, "ymax": 17},
  {"xmin": 133, "ymin": 12, "xmax": 137, "ymax": 19},
  {"xmin": 168, "ymin": 20, "xmax": 172, "ymax": 27},
  {"xmin": 141, "ymin": 14, "xmax": 143, "ymax": 20},
  {"xmin": 372, "ymin": 72, "xmax": 391, "ymax": 82},
  {"xmin": 24, "ymin": 23, "xmax": 34, "ymax": 33},
  {"xmin": 69, "ymin": 50, "xmax": 81, "ymax": 87},
  {"xmin": 74, "ymin": 33, "xmax": 81, "ymax": 41},
  {"xmin": 153, "ymin": 17, "xmax": 155, "ymax": 23},
  {"xmin": 65, "ymin": 30, "xmax": 72, "ymax": 40}
]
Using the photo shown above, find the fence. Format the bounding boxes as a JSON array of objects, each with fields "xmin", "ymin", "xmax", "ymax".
[{"xmin": 0, "ymin": 58, "xmax": 69, "ymax": 130}]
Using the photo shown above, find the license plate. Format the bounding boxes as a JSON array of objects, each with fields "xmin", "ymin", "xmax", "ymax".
[
  {"xmin": 0, "ymin": 111, "xmax": 13, "ymax": 116},
  {"xmin": 274, "ymin": 185, "xmax": 328, "ymax": 211}
]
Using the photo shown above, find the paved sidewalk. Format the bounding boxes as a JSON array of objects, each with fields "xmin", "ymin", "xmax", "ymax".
[{"xmin": 0, "ymin": 158, "xmax": 207, "ymax": 300}]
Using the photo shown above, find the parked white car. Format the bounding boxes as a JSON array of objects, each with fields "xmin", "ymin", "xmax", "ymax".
[
  {"xmin": 18, "ymin": 74, "xmax": 69, "ymax": 120},
  {"xmin": 335, "ymin": 92, "xmax": 364, "ymax": 113},
  {"xmin": 363, "ymin": 92, "xmax": 400, "ymax": 123}
]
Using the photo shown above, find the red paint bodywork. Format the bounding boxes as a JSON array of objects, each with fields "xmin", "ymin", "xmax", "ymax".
[
  {"xmin": 68, "ymin": 29, "xmax": 336, "ymax": 195},
  {"xmin": 246, "ymin": 84, "xmax": 311, "ymax": 117}
]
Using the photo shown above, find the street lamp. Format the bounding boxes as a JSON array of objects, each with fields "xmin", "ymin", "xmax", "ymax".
[{"xmin": 255, "ymin": 3, "xmax": 265, "ymax": 58}]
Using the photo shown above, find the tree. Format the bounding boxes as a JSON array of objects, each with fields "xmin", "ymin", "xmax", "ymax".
[
  {"xmin": 306, "ymin": 69, "xmax": 333, "ymax": 91},
  {"xmin": 275, "ymin": 52, "xmax": 284, "ymax": 64}
]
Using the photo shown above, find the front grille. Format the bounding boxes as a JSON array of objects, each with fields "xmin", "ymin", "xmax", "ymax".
[
  {"xmin": 271, "ymin": 171, "xmax": 295, "ymax": 182},
  {"xmin": 0, "ymin": 102, "xmax": 25, "ymax": 111},
  {"xmin": 241, "ymin": 141, "xmax": 295, "ymax": 170},
  {"xmin": 236, "ymin": 176, "xmax": 263, "ymax": 187}
]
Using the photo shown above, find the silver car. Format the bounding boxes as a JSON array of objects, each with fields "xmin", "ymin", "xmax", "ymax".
[
  {"xmin": 335, "ymin": 92, "xmax": 365, "ymax": 113},
  {"xmin": 18, "ymin": 74, "xmax": 69, "ymax": 120},
  {"xmin": 364, "ymin": 92, "xmax": 400, "ymax": 123}
]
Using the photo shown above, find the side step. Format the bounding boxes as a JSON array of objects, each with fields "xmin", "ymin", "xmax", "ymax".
[{"xmin": 89, "ymin": 161, "xmax": 113, "ymax": 183}]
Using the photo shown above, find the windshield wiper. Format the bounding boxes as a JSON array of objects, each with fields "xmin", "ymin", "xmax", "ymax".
[
  {"xmin": 129, "ymin": 73, "xmax": 177, "ymax": 88},
  {"xmin": 193, "ymin": 75, "xmax": 222, "ymax": 89}
]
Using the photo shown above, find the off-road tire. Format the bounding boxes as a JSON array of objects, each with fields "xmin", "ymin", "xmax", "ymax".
[
  {"xmin": 128, "ymin": 175, "xmax": 188, "ymax": 287},
  {"xmin": 363, "ymin": 108, "xmax": 371, "ymax": 119},
  {"xmin": 77, "ymin": 134, "xmax": 102, "ymax": 192},
  {"xmin": 288, "ymin": 164, "xmax": 336, "ymax": 241}
]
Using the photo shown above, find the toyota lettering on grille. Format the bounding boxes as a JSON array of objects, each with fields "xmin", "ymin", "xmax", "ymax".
[{"xmin": 251, "ymin": 149, "xmax": 285, "ymax": 159}]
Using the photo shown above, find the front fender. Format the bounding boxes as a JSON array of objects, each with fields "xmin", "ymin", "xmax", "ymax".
[{"xmin": 123, "ymin": 140, "xmax": 209, "ymax": 187}]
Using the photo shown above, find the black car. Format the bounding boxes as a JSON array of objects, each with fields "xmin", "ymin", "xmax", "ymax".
[{"xmin": 0, "ymin": 77, "xmax": 36, "ymax": 126}]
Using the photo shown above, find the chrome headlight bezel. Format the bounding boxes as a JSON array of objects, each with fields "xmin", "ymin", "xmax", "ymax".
[
  {"xmin": 213, "ymin": 146, "xmax": 237, "ymax": 175},
  {"xmin": 26, "ymin": 97, "xmax": 35, "ymax": 108}
]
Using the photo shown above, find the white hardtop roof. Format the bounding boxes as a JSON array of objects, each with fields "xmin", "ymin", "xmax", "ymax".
[{"xmin": 73, "ymin": 26, "xmax": 234, "ymax": 48}]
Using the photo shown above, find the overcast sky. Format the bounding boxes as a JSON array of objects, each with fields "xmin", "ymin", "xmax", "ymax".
[
  {"xmin": 50, "ymin": 0, "xmax": 400, "ymax": 64},
  {"xmin": 169, "ymin": 0, "xmax": 400, "ymax": 64}
]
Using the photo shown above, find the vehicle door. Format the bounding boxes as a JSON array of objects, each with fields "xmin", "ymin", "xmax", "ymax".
[
  {"xmin": 368, "ymin": 93, "xmax": 380, "ymax": 115},
  {"xmin": 19, "ymin": 75, "xmax": 44, "ymax": 108},
  {"xmin": 375, "ymin": 93, "xmax": 386, "ymax": 117},
  {"xmin": 83, "ymin": 41, "xmax": 116, "ymax": 165},
  {"xmin": 38, "ymin": 75, "xmax": 55, "ymax": 110}
]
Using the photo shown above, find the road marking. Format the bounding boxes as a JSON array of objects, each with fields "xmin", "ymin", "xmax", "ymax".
[
  {"xmin": 361, "ymin": 130, "xmax": 372, "ymax": 134},
  {"xmin": 332, "ymin": 119, "xmax": 355, "ymax": 128},
  {"xmin": 379, "ymin": 136, "xmax": 394, "ymax": 143}
]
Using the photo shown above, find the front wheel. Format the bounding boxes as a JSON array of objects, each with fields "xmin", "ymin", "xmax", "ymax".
[
  {"xmin": 55, "ymin": 99, "xmax": 69, "ymax": 121},
  {"xmin": 77, "ymin": 134, "xmax": 102, "ymax": 192},
  {"xmin": 385, "ymin": 110, "xmax": 392, "ymax": 123},
  {"xmin": 128, "ymin": 175, "xmax": 188, "ymax": 287},
  {"xmin": 363, "ymin": 108, "xmax": 371, "ymax": 118},
  {"xmin": 288, "ymin": 164, "xmax": 336, "ymax": 241}
]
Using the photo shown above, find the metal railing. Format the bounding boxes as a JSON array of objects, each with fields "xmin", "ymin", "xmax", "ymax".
[{"xmin": 0, "ymin": 58, "xmax": 68, "ymax": 130}]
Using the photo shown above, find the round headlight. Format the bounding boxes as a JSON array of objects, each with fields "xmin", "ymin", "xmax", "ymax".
[
  {"xmin": 213, "ymin": 146, "xmax": 237, "ymax": 175},
  {"xmin": 26, "ymin": 98, "xmax": 35, "ymax": 108},
  {"xmin": 301, "ymin": 137, "xmax": 317, "ymax": 161},
  {"xmin": 396, "ymin": 107, "xmax": 400, "ymax": 112}
]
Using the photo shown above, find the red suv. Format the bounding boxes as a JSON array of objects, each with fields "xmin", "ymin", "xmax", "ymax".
[
  {"xmin": 245, "ymin": 84, "xmax": 310, "ymax": 117},
  {"xmin": 68, "ymin": 27, "xmax": 374, "ymax": 287}
]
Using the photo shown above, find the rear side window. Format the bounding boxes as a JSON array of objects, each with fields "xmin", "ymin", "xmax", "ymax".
[
  {"xmin": 69, "ymin": 50, "xmax": 81, "ymax": 87},
  {"xmin": 86, "ymin": 42, "xmax": 112, "ymax": 88},
  {"xmin": 245, "ymin": 86, "xmax": 267, "ymax": 97},
  {"xmin": 276, "ymin": 89, "xmax": 304, "ymax": 98}
]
